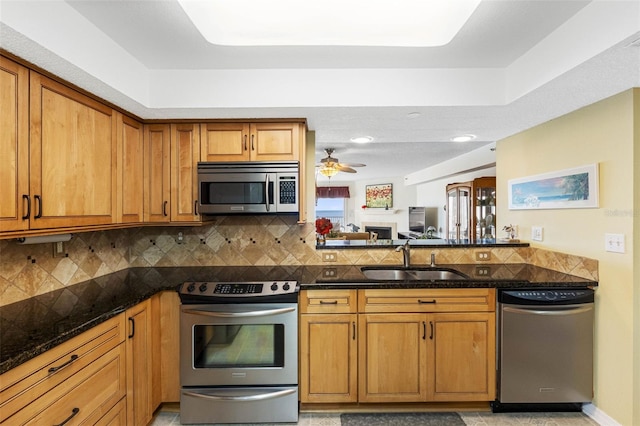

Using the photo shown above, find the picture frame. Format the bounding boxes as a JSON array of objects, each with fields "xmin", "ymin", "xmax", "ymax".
[
  {"xmin": 365, "ymin": 183, "xmax": 393, "ymax": 208},
  {"xmin": 508, "ymin": 163, "xmax": 599, "ymax": 210}
]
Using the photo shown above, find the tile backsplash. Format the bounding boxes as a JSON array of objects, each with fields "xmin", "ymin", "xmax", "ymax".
[{"xmin": 0, "ymin": 216, "xmax": 598, "ymax": 306}]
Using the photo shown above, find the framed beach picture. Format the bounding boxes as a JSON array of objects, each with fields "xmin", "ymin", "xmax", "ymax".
[
  {"xmin": 365, "ymin": 183, "xmax": 393, "ymax": 208},
  {"xmin": 508, "ymin": 164, "xmax": 599, "ymax": 210}
]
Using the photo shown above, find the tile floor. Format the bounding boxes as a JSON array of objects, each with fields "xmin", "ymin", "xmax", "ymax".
[{"xmin": 150, "ymin": 406, "xmax": 600, "ymax": 425}]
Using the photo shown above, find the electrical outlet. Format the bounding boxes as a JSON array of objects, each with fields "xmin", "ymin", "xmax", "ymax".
[
  {"xmin": 322, "ymin": 267, "xmax": 338, "ymax": 278},
  {"xmin": 605, "ymin": 233, "xmax": 625, "ymax": 253},
  {"xmin": 475, "ymin": 251, "xmax": 491, "ymax": 261},
  {"xmin": 322, "ymin": 252, "xmax": 338, "ymax": 262},
  {"xmin": 531, "ymin": 226, "xmax": 543, "ymax": 241},
  {"xmin": 176, "ymin": 231, "xmax": 185, "ymax": 244},
  {"xmin": 52, "ymin": 241, "xmax": 65, "ymax": 258}
]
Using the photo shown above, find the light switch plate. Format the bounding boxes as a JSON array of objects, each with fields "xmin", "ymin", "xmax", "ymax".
[
  {"xmin": 531, "ymin": 226, "xmax": 543, "ymax": 241},
  {"xmin": 605, "ymin": 233, "xmax": 625, "ymax": 253}
]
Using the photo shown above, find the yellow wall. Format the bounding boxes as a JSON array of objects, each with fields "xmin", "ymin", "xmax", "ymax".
[{"xmin": 497, "ymin": 89, "xmax": 638, "ymax": 425}]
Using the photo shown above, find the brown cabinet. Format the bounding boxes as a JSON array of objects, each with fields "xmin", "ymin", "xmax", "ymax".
[
  {"xmin": 171, "ymin": 123, "xmax": 201, "ymax": 222},
  {"xmin": 144, "ymin": 124, "xmax": 171, "ymax": 223},
  {"xmin": 200, "ymin": 121, "xmax": 303, "ymax": 162},
  {"xmin": 300, "ymin": 288, "xmax": 496, "ymax": 404},
  {"xmin": 117, "ymin": 112, "xmax": 144, "ymax": 224},
  {"xmin": 0, "ymin": 57, "xmax": 29, "ymax": 233},
  {"xmin": 446, "ymin": 177, "xmax": 496, "ymax": 241},
  {"xmin": 0, "ymin": 314, "xmax": 126, "ymax": 425},
  {"xmin": 29, "ymin": 72, "xmax": 117, "ymax": 229},
  {"xmin": 299, "ymin": 290, "xmax": 358, "ymax": 403},
  {"xmin": 126, "ymin": 299, "xmax": 154, "ymax": 426},
  {"xmin": 358, "ymin": 288, "xmax": 495, "ymax": 403}
]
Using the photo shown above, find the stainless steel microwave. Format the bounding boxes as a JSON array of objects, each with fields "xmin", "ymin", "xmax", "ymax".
[{"xmin": 197, "ymin": 161, "xmax": 299, "ymax": 214}]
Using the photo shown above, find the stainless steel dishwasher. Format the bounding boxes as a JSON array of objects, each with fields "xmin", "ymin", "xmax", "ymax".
[{"xmin": 492, "ymin": 288, "xmax": 595, "ymax": 412}]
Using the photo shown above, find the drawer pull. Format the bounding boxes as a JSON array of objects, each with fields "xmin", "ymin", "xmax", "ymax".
[
  {"xmin": 54, "ymin": 407, "xmax": 79, "ymax": 426},
  {"xmin": 319, "ymin": 300, "xmax": 338, "ymax": 305},
  {"xmin": 418, "ymin": 299, "xmax": 437, "ymax": 304},
  {"xmin": 48, "ymin": 354, "xmax": 79, "ymax": 373}
]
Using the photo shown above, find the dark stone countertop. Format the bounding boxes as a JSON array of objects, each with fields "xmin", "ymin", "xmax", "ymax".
[
  {"xmin": 315, "ymin": 238, "xmax": 529, "ymax": 249},
  {"xmin": 0, "ymin": 264, "xmax": 597, "ymax": 375}
]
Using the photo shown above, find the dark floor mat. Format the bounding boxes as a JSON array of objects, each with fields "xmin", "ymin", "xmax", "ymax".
[{"xmin": 340, "ymin": 412, "xmax": 466, "ymax": 426}]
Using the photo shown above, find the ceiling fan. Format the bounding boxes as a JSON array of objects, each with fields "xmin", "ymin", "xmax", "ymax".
[{"xmin": 317, "ymin": 148, "xmax": 366, "ymax": 178}]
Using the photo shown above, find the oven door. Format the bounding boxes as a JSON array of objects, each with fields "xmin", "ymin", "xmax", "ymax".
[{"xmin": 180, "ymin": 303, "xmax": 298, "ymax": 387}]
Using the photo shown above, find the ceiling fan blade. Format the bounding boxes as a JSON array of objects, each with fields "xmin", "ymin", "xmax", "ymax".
[
  {"xmin": 341, "ymin": 162, "xmax": 365, "ymax": 167},
  {"xmin": 337, "ymin": 165, "xmax": 357, "ymax": 173}
]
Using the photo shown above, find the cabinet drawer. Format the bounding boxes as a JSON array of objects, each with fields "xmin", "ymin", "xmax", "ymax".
[
  {"xmin": 10, "ymin": 344, "xmax": 126, "ymax": 425},
  {"xmin": 0, "ymin": 314, "xmax": 126, "ymax": 422},
  {"xmin": 300, "ymin": 290, "xmax": 357, "ymax": 314},
  {"xmin": 358, "ymin": 288, "xmax": 495, "ymax": 313},
  {"xmin": 94, "ymin": 397, "xmax": 126, "ymax": 426}
]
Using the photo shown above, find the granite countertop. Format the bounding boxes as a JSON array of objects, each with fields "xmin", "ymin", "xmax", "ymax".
[
  {"xmin": 315, "ymin": 238, "xmax": 529, "ymax": 249},
  {"xmin": 0, "ymin": 264, "xmax": 597, "ymax": 375}
]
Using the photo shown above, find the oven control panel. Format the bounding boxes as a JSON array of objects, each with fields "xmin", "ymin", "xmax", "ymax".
[{"xmin": 179, "ymin": 281, "xmax": 299, "ymax": 298}]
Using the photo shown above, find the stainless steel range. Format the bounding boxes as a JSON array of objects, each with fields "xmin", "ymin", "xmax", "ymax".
[{"xmin": 178, "ymin": 280, "xmax": 299, "ymax": 424}]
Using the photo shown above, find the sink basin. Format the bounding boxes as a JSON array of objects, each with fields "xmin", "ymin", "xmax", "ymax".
[{"xmin": 361, "ymin": 267, "xmax": 469, "ymax": 281}]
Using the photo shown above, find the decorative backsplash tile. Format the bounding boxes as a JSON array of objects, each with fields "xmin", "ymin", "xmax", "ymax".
[{"xmin": 0, "ymin": 217, "xmax": 598, "ymax": 306}]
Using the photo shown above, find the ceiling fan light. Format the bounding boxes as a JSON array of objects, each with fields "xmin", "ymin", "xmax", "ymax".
[{"xmin": 319, "ymin": 167, "xmax": 339, "ymax": 177}]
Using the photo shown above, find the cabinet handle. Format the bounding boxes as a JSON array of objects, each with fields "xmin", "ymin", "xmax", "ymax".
[
  {"xmin": 429, "ymin": 321, "xmax": 434, "ymax": 340},
  {"xmin": 319, "ymin": 300, "xmax": 338, "ymax": 304},
  {"xmin": 422, "ymin": 321, "xmax": 426, "ymax": 340},
  {"xmin": 34, "ymin": 195, "xmax": 42, "ymax": 219},
  {"xmin": 53, "ymin": 407, "xmax": 79, "ymax": 426},
  {"xmin": 128, "ymin": 317, "xmax": 135, "ymax": 339},
  {"xmin": 251, "ymin": 134, "xmax": 255, "ymax": 150},
  {"xmin": 352, "ymin": 322, "xmax": 356, "ymax": 340},
  {"xmin": 22, "ymin": 194, "xmax": 30, "ymax": 219},
  {"xmin": 163, "ymin": 201, "xmax": 168, "ymax": 217},
  {"xmin": 48, "ymin": 354, "xmax": 79, "ymax": 373},
  {"xmin": 418, "ymin": 299, "xmax": 436, "ymax": 304},
  {"xmin": 194, "ymin": 200, "xmax": 199, "ymax": 216},
  {"xmin": 244, "ymin": 134, "xmax": 248, "ymax": 151}
]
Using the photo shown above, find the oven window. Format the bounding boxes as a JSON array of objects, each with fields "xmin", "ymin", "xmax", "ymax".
[{"xmin": 193, "ymin": 324, "xmax": 285, "ymax": 368}]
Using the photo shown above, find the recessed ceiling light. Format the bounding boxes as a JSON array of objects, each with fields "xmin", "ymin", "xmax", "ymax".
[
  {"xmin": 407, "ymin": 112, "xmax": 421, "ymax": 119},
  {"xmin": 177, "ymin": 0, "xmax": 481, "ymax": 47},
  {"xmin": 450, "ymin": 134, "xmax": 477, "ymax": 142},
  {"xmin": 350, "ymin": 136, "xmax": 373, "ymax": 143}
]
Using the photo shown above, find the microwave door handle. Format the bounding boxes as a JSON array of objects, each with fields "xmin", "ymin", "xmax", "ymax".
[
  {"xmin": 182, "ymin": 307, "xmax": 296, "ymax": 318},
  {"xmin": 265, "ymin": 174, "xmax": 271, "ymax": 212}
]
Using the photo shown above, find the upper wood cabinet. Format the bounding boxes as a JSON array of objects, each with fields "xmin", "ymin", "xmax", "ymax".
[
  {"xmin": 144, "ymin": 124, "xmax": 171, "ymax": 223},
  {"xmin": 200, "ymin": 121, "xmax": 302, "ymax": 162},
  {"xmin": 29, "ymin": 72, "xmax": 117, "ymax": 229},
  {"xmin": 0, "ymin": 57, "xmax": 29, "ymax": 233},
  {"xmin": 116, "ymin": 112, "xmax": 144, "ymax": 224},
  {"xmin": 171, "ymin": 124, "xmax": 200, "ymax": 222}
]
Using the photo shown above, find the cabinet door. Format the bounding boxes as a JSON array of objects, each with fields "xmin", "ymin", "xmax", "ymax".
[
  {"xmin": 29, "ymin": 72, "xmax": 116, "ymax": 229},
  {"xmin": 144, "ymin": 124, "xmax": 171, "ymax": 222},
  {"xmin": 171, "ymin": 123, "xmax": 200, "ymax": 222},
  {"xmin": 126, "ymin": 300, "xmax": 153, "ymax": 426},
  {"xmin": 0, "ymin": 57, "xmax": 29, "ymax": 232},
  {"xmin": 200, "ymin": 122, "xmax": 250, "ymax": 161},
  {"xmin": 427, "ymin": 312, "xmax": 496, "ymax": 401},
  {"xmin": 300, "ymin": 313, "xmax": 358, "ymax": 403},
  {"xmin": 118, "ymin": 113, "xmax": 144, "ymax": 223},
  {"xmin": 358, "ymin": 313, "xmax": 427, "ymax": 402},
  {"xmin": 249, "ymin": 122, "xmax": 300, "ymax": 161}
]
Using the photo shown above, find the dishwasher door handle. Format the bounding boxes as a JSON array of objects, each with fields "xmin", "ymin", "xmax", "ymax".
[{"xmin": 503, "ymin": 305, "xmax": 593, "ymax": 316}]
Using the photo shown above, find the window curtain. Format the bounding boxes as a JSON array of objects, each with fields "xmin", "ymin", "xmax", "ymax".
[{"xmin": 316, "ymin": 186, "xmax": 350, "ymax": 199}]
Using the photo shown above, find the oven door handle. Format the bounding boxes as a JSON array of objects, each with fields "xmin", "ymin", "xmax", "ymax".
[
  {"xmin": 183, "ymin": 388, "xmax": 296, "ymax": 402},
  {"xmin": 182, "ymin": 306, "xmax": 296, "ymax": 318}
]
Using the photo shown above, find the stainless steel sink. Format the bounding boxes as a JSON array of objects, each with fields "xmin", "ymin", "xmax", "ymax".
[{"xmin": 361, "ymin": 267, "xmax": 468, "ymax": 281}]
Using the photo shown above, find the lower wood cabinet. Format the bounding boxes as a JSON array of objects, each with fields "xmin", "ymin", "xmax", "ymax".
[
  {"xmin": 0, "ymin": 314, "xmax": 126, "ymax": 425},
  {"xmin": 126, "ymin": 298, "xmax": 154, "ymax": 426},
  {"xmin": 300, "ymin": 288, "xmax": 496, "ymax": 404}
]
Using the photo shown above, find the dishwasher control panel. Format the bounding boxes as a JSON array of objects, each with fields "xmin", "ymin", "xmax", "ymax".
[{"xmin": 499, "ymin": 288, "xmax": 594, "ymax": 305}]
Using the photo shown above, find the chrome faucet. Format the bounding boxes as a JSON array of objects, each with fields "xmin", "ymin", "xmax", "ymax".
[
  {"xmin": 396, "ymin": 241, "xmax": 411, "ymax": 268},
  {"xmin": 430, "ymin": 252, "xmax": 436, "ymax": 267}
]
